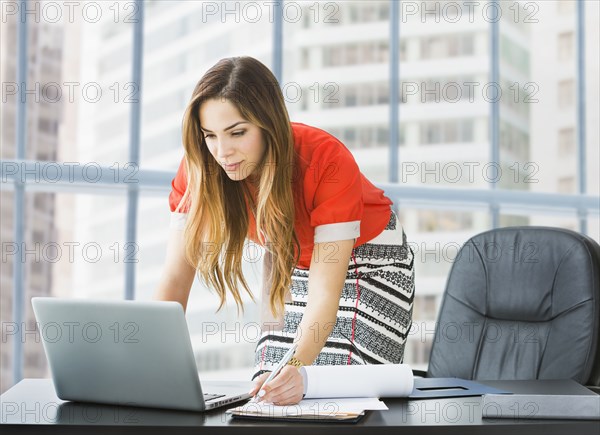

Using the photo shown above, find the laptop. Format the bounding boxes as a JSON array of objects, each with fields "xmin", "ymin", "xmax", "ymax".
[{"xmin": 31, "ymin": 297, "xmax": 253, "ymax": 411}]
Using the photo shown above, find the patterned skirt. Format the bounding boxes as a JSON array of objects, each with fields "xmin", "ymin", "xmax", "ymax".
[{"xmin": 252, "ymin": 210, "xmax": 415, "ymax": 379}]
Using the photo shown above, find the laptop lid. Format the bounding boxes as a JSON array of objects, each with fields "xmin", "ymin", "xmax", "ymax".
[{"xmin": 31, "ymin": 297, "xmax": 251, "ymax": 411}]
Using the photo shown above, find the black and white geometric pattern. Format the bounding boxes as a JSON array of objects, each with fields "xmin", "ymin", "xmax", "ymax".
[{"xmin": 253, "ymin": 210, "xmax": 415, "ymax": 379}]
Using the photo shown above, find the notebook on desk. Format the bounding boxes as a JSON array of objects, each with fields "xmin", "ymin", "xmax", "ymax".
[
  {"xmin": 31, "ymin": 297, "xmax": 253, "ymax": 412},
  {"xmin": 227, "ymin": 397, "xmax": 388, "ymax": 423}
]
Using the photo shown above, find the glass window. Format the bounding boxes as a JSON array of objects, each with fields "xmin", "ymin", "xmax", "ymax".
[
  {"xmin": 146, "ymin": 20, "xmax": 185, "ymax": 53},
  {"xmin": 345, "ymin": 85, "xmax": 358, "ymax": 107},
  {"xmin": 558, "ymin": 79, "xmax": 575, "ymax": 108},
  {"xmin": 2, "ymin": 0, "xmax": 598, "ymax": 395},
  {"xmin": 378, "ymin": 1, "xmax": 390, "ymax": 20},
  {"xmin": 0, "ymin": 191, "xmax": 127, "ymax": 392},
  {"xmin": 301, "ymin": 48, "xmax": 310, "ymax": 69},
  {"xmin": 421, "ymin": 36, "xmax": 444, "ymax": 59},
  {"xmin": 346, "ymin": 45, "xmax": 358, "ymax": 65},
  {"xmin": 558, "ymin": 128, "xmax": 576, "ymax": 156},
  {"xmin": 322, "ymin": 42, "xmax": 390, "ymax": 66},
  {"xmin": 377, "ymin": 83, "xmax": 389, "ymax": 104},
  {"xmin": 143, "ymin": 90, "xmax": 187, "ymax": 124},
  {"xmin": 324, "ymin": 46, "xmax": 343, "ymax": 66},
  {"xmin": 399, "ymin": 125, "xmax": 406, "ymax": 146},
  {"xmin": 503, "ymin": 212, "xmax": 579, "ymax": 234},
  {"xmin": 502, "ymin": 1, "xmax": 580, "ymax": 194},
  {"xmin": 585, "ymin": 2, "xmax": 600, "ymax": 196},
  {"xmin": 557, "ymin": 176, "xmax": 576, "ymax": 194},
  {"xmin": 444, "ymin": 122, "xmax": 459, "ymax": 143},
  {"xmin": 420, "ymin": 120, "xmax": 473, "ymax": 145},
  {"xmin": 377, "ymin": 41, "xmax": 389, "ymax": 62},
  {"xmin": 558, "ymin": 0, "xmax": 576, "ymax": 14},
  {"xmin": 558, "ymin": 32, "xmax": 574, "ymax": 62},
  {"xmin": 461, "ymin": 120, "xmax": 474, "ymax": 142},
  {"xmin": 344, "ymin": 128, "xmax": 356, "ymax": 144},
  {"xmin": 399, "ymin": 39, "xmax": 407, "ymax": 62},
  {"xmin": 425, "ymin": 123, "xmax": 441, "ymax": 144},
  {"xmin": 357, "ymin": 83, "xmax": 371, "ymax": 105},
  {"xmin": 361, "ymin": 42, "xmax": 375, "ymax": 64},
  {"xmin": 377, "ymin": 127, "xmax": 388, "ymax": 145}
]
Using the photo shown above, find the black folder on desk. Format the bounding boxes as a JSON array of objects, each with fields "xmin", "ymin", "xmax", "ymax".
[{"xmin": 409, "ymin": 377, "xmax": 510, "ymax": 399}]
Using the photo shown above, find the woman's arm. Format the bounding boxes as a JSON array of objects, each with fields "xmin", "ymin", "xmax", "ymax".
[
  {"xmin": 294, "ymin": 238, "xmax": 355, "ymax": 364},
  {"xmin": 250, "ymin": 238, "xmax": 355, "ymax": 404},
  {"xmin": 152, "ymin": 227, "xmax": 196, "ymax": 313}
]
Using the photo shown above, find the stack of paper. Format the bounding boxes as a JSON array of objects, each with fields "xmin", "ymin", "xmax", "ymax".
[
  {"xmin": 226, "ymin": 397, "xmax": 388, "ymax": 421},
  {"xmin": 227, "ymin": 364, "xmax": 413, "ymax": 421},
  {"xmin": 302, "ymin": 364, "xmax": 413, "ymax": 398}
]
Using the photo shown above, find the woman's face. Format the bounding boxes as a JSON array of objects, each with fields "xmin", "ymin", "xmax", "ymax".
[{"xmin": 199, "ymin": 98, "xmax": 266, "ymax": 182}]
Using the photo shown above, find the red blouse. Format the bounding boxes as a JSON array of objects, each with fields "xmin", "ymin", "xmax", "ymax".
[{"xmin": 169, "ymin": 122, "xmax": 393, "ymax": 269}]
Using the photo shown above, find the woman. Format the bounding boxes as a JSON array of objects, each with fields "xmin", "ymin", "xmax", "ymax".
[{"xmin": 154, "ymin": 56, "xmax": 415, "ymax": 406}]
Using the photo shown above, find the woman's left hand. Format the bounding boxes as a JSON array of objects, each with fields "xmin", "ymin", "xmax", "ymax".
[{"xmin": 249, "ymin": 365, "xmax": 304, "ymax": 405}]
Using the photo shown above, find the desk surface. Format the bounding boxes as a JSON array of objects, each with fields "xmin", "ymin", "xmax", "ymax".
[{"xmin": 1, "ymin": 379, "xmax": 599, "ymax": 435}]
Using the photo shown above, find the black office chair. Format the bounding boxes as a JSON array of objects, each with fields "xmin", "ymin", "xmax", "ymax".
[{"xmin": 418, "ymin": 226, "xmax": 600, "ymax": 387}]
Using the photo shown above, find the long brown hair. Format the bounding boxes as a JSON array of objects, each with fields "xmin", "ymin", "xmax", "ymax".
[{"xmin": 178, "ymin": 56, "xmax": 299, "ymax": 317}]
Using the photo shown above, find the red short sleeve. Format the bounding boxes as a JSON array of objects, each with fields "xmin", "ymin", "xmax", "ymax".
[
  {"xmin": 169, "ymin": 157, "xmax": 189, "ymax": 213},
  {"xmin": 305, "ymin": 139, "xmax": 363, "ymax": 243}
]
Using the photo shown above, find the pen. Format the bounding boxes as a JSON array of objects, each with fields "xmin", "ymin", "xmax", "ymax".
[{"xmin": 255, "ymin": 343, "xmax": 299, "ymax": 399}]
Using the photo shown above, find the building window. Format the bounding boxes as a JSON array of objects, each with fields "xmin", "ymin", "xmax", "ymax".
[
  {"xmin": 444, "ymin": 122, "xmax": 459, "ymax": 143},
  {"xmin": 378, "ymin": 2, "xmax": 390, "ymax": 20},
  {"xmin": 558, "ymin": 79, "xmax": 575, "ymax": 108},
  {"xmin": 346, "ymin": 45, "xmax": 359, "ymax": 65},
  {"xmin": 422, "ymin": 36, "xmax": 445, "ymax": 59},
  {"xmin": 343, "ymin": 128, "xmax": 356, "ymax": 147},
  {"xmin": 398, "ymin": 125, "xmax": 405, "ymax": 146},
  {"xmin": 323, "ymin": 46, "xmax": 342, "ymax": 67},
  {"xmin": 558, "ymin": 32, "xmax": 574, "ymax": 62},
  {"xmin": 421, "ymin": 34, "xmax": 474, "ymax": 60},
  {"xmin": 377, "ymin": 127, "xmax": 388, "ymax": 145},
  {"xmin": 500, "ymin": 35, "xmax": 530, "ymax": 75},
  {"xmin": 399, "ymin": 39, "xmax": 407, "ymax": 62},
  {"xmin": 301, "ymin": 48, "xmax": 310, "ymax": 69},
  {"xmin": 361, "ymin": 43, "xmax": 374, "ymax": 64},
  {"xmin": 558, "ymin": 176, "xmax": 576, "ymax": 194},
  {"xmin": 377, "ymin": 83, "xmax": 389, "ymax": 104},
  {"xmin": 558, "ymin": 128, "xmax": 576, "ymax": 157},
  {"xmin": 424, "ymin": 123, "xmax": 442, "ymax": 144},
  {"xmin": 461, "ymin": 120, "xmax": 474, "ymax": 142},
  {"xmin": 377, "ymin": 41, "xmax": 389, "ymax": 62},
  {"xmin": 461, "ymin": 34, "xmax": 475, "ymax": 56},
  {"xmin": 358, "ymin": 128, "xmax": 372, "ymax": 147},
  {"xmin": 38, "ymin": 118, "xmax": 58, "ymax": 135},
  {"xmin": 357, "ymin": 83, "xmax": 372, "ymax": 105},
  {"xmin": 322, "ymin": 42, "xmax": 390, "ymax": 67},
  {"xmin": 345, "ymin": 85, "xmax": 358, "ymax": 106},
  {"xmin": 557, "ymin": 0, "xmax": 576, "ymax": 14},
  {"xmin": 420, "ymin": 120, "xmax": 474, "ymax": 145}
]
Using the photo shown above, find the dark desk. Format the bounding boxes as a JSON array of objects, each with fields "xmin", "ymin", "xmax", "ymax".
[{"xmin": 1, "ymin": 379, "xmax": 598, "ymax": 435}]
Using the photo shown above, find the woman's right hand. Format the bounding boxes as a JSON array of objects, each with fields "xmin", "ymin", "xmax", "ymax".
[{"xmin": 249, "ymin": 366, "xmax": 305, "ymax": 405}]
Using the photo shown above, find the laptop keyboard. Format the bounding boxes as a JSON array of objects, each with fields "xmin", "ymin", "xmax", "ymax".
[{"xmin": 203, "ymin": 393, "xmax": 226, "ymax": 402}]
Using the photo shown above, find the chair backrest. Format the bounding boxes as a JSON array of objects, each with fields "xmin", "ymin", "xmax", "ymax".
[{"xmin": 427, "ymin": 226, "xmax": 600, "ymax": 386}]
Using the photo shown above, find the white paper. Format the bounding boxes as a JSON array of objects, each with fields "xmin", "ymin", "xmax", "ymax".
[
  {"xmin": 227, "ymin": 397, "xmax": 388, "ymax": 418},
  {"xmin": 303, "ymin": 364, "xmax": 414, "ymax": 399}
]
